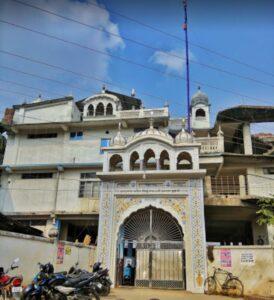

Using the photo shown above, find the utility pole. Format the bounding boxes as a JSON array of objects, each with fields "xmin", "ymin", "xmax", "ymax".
[{"xmin": 183, "ymin": 0, "xmax": 191, "ymax": 132}]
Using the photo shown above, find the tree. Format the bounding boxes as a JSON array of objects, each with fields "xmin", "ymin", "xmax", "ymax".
[{"xmin": 256, "ymin": 197, "xmax": 274, "ymax": 226}]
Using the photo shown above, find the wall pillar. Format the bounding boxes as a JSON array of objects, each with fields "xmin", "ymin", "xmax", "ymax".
[
  {"xmin": 156, "ymin": 158, "xmax": 160, "ymax": 170},
  {"xmin": 243, "ymin": 123, "xmax": 253, "ymax": 155},
  {"xmin": 267, "ymin": 225, "xmax": 274, "ymax": 246},
  {"xmin": 204, "ymin": 176, "xmax": 212, "ymax": 197},
  {"xmin": 139, "ymin": 159, "xmax": 144, "ymax": 171},
  {"xmin": 239, "ymin": 175, "xmax": 247, "ymax": 196}
]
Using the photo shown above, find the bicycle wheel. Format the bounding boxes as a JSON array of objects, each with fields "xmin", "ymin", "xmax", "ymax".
[
  {"xmin": 204, "ymin": 276, "xmax": 216, "ymax": 295},
  {"xmin": 226, "ymin": 278, "xmax": 244, "ymax": 297}
]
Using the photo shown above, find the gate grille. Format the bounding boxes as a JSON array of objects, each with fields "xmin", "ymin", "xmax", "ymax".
[
  {"xmin": 123, "ymin": 207, "xmax": 183, "ymax": 241},
  {"xmin": 120, "ymin": 207, "xmax": 185, "ymax": 290}
]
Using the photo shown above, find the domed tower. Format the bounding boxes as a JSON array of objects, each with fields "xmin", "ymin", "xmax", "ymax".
[{"xmin": 191, "ymin": 87, "xmax": 210, "ymax": 129}]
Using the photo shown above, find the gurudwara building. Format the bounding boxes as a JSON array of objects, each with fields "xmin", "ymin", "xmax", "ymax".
[{"xmin": 0, "ymin": 87, "xmax": 274, "ymax": 293}]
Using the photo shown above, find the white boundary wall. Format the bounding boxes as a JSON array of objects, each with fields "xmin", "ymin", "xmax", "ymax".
[
  {"xmin": 207, "ymin": 246, "xmax": 274, "ymax": 297},
  {"xmin": 0, "ymin": 230, "xmax": 97, "ymax": 284}
]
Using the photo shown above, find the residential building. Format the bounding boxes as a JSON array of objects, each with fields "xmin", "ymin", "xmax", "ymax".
[{"xmin": 0, "ymin": 87, "xmax": 273, "ymax": 293}]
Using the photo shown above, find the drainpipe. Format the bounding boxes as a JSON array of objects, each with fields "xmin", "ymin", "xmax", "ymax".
[{"xmin": 51, "ymin": 165, "xmax": 63, "ymax": 230}]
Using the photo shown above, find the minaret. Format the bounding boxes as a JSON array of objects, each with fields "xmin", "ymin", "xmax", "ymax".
[{"xmin": 191, "ymin": 87, "xmax": 211, "ymax": 129}]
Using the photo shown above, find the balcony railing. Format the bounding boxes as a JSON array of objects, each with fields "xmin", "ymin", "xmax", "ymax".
[
  {"xmin": 119, "ymin": 107, "xmax": 169, "ymax": 119},
  {"xmin": 195, "ymin": 136, "xmax": 224, "ymax": 154},
  {"xmin": 83, "ymin": 107, "xmax": 169, "ymax": 120},
  {"xmin": 205, "ymin": 175, "xmax": 247, "ymax": 197}
]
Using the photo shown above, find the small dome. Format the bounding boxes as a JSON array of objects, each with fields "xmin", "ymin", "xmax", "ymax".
[
  {"xmin": 175, "ymin": 128, "xmax": 193, "ymax": 144},
  {"xmin": 191, "ymin": 87, "xmax": 209, "ymax": 107},
  {"xmin": 133, "ymin": 118, "xmax": 173, "ymax": 142},
  {"xmin": 112, "ymin": 123, "xmax": 126, "ymax": 146},
  {"xmin": 127, "ymin": 117, "xmax": 173, "ymax": 144}
]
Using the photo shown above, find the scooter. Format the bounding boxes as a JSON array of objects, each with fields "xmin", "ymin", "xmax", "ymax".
[{"xmin": 0, "ymin": 258, "xmax": 23, "ymax": 300}]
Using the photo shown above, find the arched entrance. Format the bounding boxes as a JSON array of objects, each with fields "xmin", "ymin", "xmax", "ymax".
[{"xmin": 116, "ymin": 207, "xmax": 185, "ymax": 289}]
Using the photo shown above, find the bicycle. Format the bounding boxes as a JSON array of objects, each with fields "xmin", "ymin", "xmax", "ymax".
[{"xmin": 204, "ymin": 267, "xmax": 244, "ymax": 297}]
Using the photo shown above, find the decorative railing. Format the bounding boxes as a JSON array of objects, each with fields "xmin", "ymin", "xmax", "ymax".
[
  {"xmin": 84, "ymin": 107, "xmax": 169, "ymax": 120},
  {"xmin": 118, "ymin": 107, "xmax": 169, "ymax": 119},
  {"xmin": 195, "ymin": 136, "xmax": 224, "ymax": 154}
]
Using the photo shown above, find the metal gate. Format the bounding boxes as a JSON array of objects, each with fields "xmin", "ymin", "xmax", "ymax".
[
  {"xmin": 121, "ymin": 207, "xmax": 185, "ymax": 289},
  {"xmin": 135, "ymin": 241, "xmax": 184, "ymax": 288}
]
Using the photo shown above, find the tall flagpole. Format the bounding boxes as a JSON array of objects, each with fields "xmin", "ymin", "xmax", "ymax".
[{"xmin": 183, "ymin": 0, "xmax": 191, "ymax": 132}]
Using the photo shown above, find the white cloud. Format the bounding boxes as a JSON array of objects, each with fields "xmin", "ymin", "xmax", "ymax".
[
  {"xmin": 0, "ymin": 0, "xmax": 125, "ymax": 107},
  {"xmin": 151, "ymin": 48, "xmax": 195, "ymax": 74}
]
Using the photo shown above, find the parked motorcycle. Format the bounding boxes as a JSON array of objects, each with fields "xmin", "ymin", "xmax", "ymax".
[
  {"xmin": 0, "ymin": 258, "xmax": 23, "ymax": 300},
  {"xmin": 22, "ymin": 262, "xmax": 100, "ymax": 300},
  {"xmin": 92, "ymin": 263, "xmax": 112, "ymax": 296},
  {"xmin": 52, "ymin": 273, "xmax": 100, "ymax": 300},
  {"xmin": 21, "ymin": 262, "xmax": 65, "ymax": 300}
]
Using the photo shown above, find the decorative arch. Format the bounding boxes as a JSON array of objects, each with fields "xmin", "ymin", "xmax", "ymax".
[
  {"xmin": 115, "ymin": 201, "xmax": 186, "ymax": 243},
  {"xmin": 95, "ymin": 102, "xmax": 105, "ymax": 116},
  {"xmin": 159, "ymin": 150, "xmax": 170, "ymax": 170},
  {"xmin": 177, "ymin": 151, "xmax": 192, "ymax": 170},
  {"xmin": 106, "ymin": 103, "xmax": 113, "ymax": 115},
  {"xmin": 120, "ymin": 206, "xmax": 183, "ymax": 242},
  {"xmin": 144, "ymin": 148, "xmax": 156, "ymax": 170},
  {"xmin": 87, "ymin": 104, "xmax": 94, "ymax": 116},
  {"xmin": 195, "ymin": 108, "xmax": 206, "ymax": 117},
  {"xmin": 109, "ymin": 154, "xmax": 123, "ymax": 171},
  {"xmin": 130, "ymin": 151, "xmax": 140, "ymax": 171}
]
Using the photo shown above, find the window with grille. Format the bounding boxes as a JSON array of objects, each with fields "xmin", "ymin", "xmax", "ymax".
[
  {"xmin": 22, "ymin": 173, "xmax": 53, "ymax": 179},
  {"xmin": 78, "ymin": 172, "xmax": 100, "ymax": 198},
  {"xmin": 263, "ymin": 168, "xmax": 274, "ymax": 175},
  {"xmin": 28, "ymin": 133, "xmax": 57, "ymax": 139},
  {"xmin": 70, "ymin": 131, "xmax": 83, "ymax": 140}
]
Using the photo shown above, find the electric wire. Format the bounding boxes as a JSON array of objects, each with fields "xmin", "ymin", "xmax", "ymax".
[
  {"xmin": 0, "ymin": 49, "xmax": 173, "ymax": 104},
  {"xmin": 86, "ymin": 0, "xmax": 274, "ymax": 78},
  {"xmin": 0, "ymin": 78, "xmax": 63, "ymax": 97},
  {"xmin": 1, "ymin": 48, "xmax": 274, "ymax": 137},
  {"xmin": 7, "ymin": 0, "xmax": 274, "ymax": 88},
  {"xmin": 0, "ymin": 19, "xmax": 273, "ymax": 105}
]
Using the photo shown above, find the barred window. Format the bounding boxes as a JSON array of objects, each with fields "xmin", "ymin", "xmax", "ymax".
[
  {"xmin": 22, "ymin": 173, "xmax": 53, "ymax": 179},
  {"xmin": 78, "ymin": 172, "xmax": 100, "ymax": 198},
  {"xmin": 70, "ymin": 131, "xmax": 83, "ymax": 140},
  {"xmin": 80, "ymin": 172, "xmax": 97, "ymax": 179},
  {"xmin": 28, "ymin": 133, "xmax": 57, "ymax": 139}
]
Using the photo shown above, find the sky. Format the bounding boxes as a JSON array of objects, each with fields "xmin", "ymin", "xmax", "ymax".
[{"xmin": 0, "ymin": 0, "xmax": 273, "ymax": 132}]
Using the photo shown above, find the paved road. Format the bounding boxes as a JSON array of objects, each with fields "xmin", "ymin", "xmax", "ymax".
[{"xmin": 104, "ymin": 288, "xmax": 240, "ymax": 300}]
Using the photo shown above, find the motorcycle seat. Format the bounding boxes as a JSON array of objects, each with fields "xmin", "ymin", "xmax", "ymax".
[
  {"xmin": 54, "ymin": 271, "xmax": 67, "ymax": 276},
  {"xmin": 63, "ymin": 274, "xmax": 91, "ymax": 287}
]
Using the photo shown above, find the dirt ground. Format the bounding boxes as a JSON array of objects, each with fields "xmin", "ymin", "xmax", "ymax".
[{"xmin": 104, "ymin": 288, "xmax": 241, "ymax": 300}]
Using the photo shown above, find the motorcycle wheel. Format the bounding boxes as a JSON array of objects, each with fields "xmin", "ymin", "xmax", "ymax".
[
  {"xmin": 49, "ymin": 291, "xmax": 67, "ymax": 300},
  {"xmin": 21, "ymin": 296, "xmax": 37, "ymax": 300},
  {"xmin": 101, "ymin": 285, "xmax": 110, "ymax": 297},
  {"xmin": 90, "ymin": 290, "xmax": 100, "ymax": 300}
]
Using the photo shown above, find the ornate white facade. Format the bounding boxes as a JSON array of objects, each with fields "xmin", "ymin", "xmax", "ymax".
[{"xmin": 97, "ymin": 122, "xmax": 207, "ymax": 293}]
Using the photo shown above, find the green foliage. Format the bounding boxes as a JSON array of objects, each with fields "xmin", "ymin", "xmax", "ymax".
[{"xmin": 256, "ymin": 197, "xmax": 274, "ymax": 225}]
